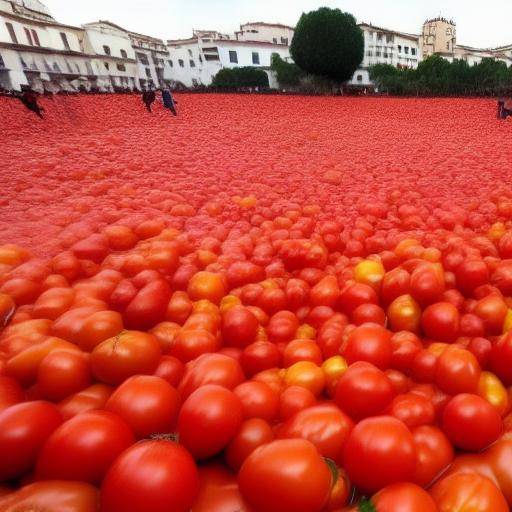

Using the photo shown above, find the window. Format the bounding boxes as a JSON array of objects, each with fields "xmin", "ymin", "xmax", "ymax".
[
  {"xmin": 137, "ymin": 53, "xmax": 149, "ymax": 65},
  {"xmin": 204, "ymin": 54, "xmax": 220, "ymax": 61},
  {"xmin": 5, "ymin": 23, "xmax": 18, "ymax": 43},
  {"xmin": 202, "ymin": 39, "xmax": 211, "ymax": 43},
  {"xmin": 446, "ymin": 42, "xmax": 450, "ymax": 50},
  {"xmin": 29, "ymin": 59, "xmax": 38, "ymax": 70},
  {"xmin": 0, "ymin": 54, "xmax": 5, "ymax": 69},
  {"xmin": 188, "ymin": 49, "xmax": 193, "ymax": 57},
  {"xmin": 145, "ymin": 67, "xmax": 151, "ymax": 77},
  {"xmin": 43, "ymin": 58, "xmax": 52, "ymax": 72},
  {"xmin": 52, "ymin": 62, "xmax": 61, "ymax": 72},
  {"xmin": 376, "ymin": 50, "xmax": 382, "ymax": 57},
  {"xmin": 252, "ymin": 51, "xmax": 260, "ymax": 65},
  {"xmin": 103, "ymin": 45, "xmax": 111, "ymax": 55},
  {"xmin": 446, "ymin": 28, "xmax": 452, "ymax": 35},
  {"xmin": 85, "ymin": 61, "xmax": 94, "ymax": 74},
  {"xmin": 104, "ymin": 62, "xmax": 110, "ymax": 70},
  {"xmin": 189, "ymin": 59, "xmax": 195, "ymax": 67},
  {"xmin": 75, "ymin": 63, "xmax": 80, "ymax": 73},
  {"xmin": 168, "ymin": 59, "xmax": 173, "ymax": 67},
  {"xmin": 273, "ymin": 37, "xmax": 277, "ymax": 44},
  {"xmin": 117, "ymin": 63, "xmax": 126, "ymax": 71},
  {"xmin": 367, "ymin": 50, "xmax": 373, "ymax": 57},
  {"xmin": 19, "ymin": 56, "xmax": 28, "ymax": 69},
  {"xmin": 24, "ymin": 28, "xmax": 33, "ymax": 45},
  {"xmin": 31, "ymin": 29, "xmax": 40, "ymax": 46},
  {"xmin": 178, "ymin": 59, "xmax": 184, "ymax": 67},
  {"xmin": 60, "ymin": 32, "xmax": 70, "ymax": 50},
  {"xmin": 281, "ymin": 37, "xmax": 288, "ymax": 45},
  {"xmin": 66, "ymin": 60, "xmax": 73, "ymax": 73},
  {"xmin": 120, "ymin": 49, "xmax": 127, "ymax": 58},
  {"xmin": 411, "ymin": 48, "xmax": 416, "ymax": 56},
  {"xmin": 398, "ymin": 45, "xmax": 402, "ymax": 53},
  {"xmin": 229, "ymin": 50, "xmax": 238, "ymax": 63},
  {"xmin": 199, "ymin": 55, "xmax": 202, "ymax": 63},
  {"xmin": 404, "ymin": 46, "xmax": 409, "ymax": 54},
  {"xmin": 357, "ymin": 74, "xmax": 363, "ymax": 82}
]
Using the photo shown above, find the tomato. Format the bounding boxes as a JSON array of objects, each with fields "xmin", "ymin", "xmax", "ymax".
[
  {"xmin": 387, "ymin": 294, "xmax": 421, "ymax": 333},
  {"xmin": 179, "ymin": 353, "xmax": 245, "ymax": 399},
  {"xmin": 225, "ymin": 418, "xmax": 274, "ymax": 470},
  {"xmin": 267, "ymin": 311, "xmax": 299, "ymax": 344},
  {"xmin": 421, "ymin": 302, "xmax": 460, "ymax": 342},
  {"xmin": 0, "ymin": 375, "xmax": 24, "ymax": 412},
  {"xmin": 343, "ymin": 416, "xmax": 416, "ymax": 493},
  {"xmin": 284, "ymin": 361, "xmax": 325, "ymax": 396},
  {"xmin": 170, "ymin": 329, "xmax": 220, "ymax": 362},
  {"xmin": 390, "ymin": 331, "xmax": 422, "ymax": 372},
  {"xmin": 233, "ymin": 381, "xmax": 279, "ymax": 422},
  {"xmin": 32, "ymin": 287, "xmax": 75, "ymax": 320},
  {"xmin": 222, "ymin": 305, "xmax": 259, "ymax": 348},
  {"xmin": 238, "ymin": 439, "xmax": 331, "ymax": 512},
  {"xmin": 412, "ymin": 425, "xmax": 454, "ymax": 487},
  {"xmin": 442, "ymin": 393, "xmax": 503, "ymax": 451},
  {"xmin": 188, "ymin": 271, "xmax": 226, "ymax": 304},
  {"xmin": 477, "ymin": 371, "xmax": 509, "ymax": 415},
  {"xmin": 0, "ymin": 401, "xmax": 63, "ymax": 481},
  {"xmin": 105, "ymin": 375, "xmax": 179, "ymax": 438},
  {"xmin": 167, "ymin": 291, "xmax": 193, "ymax": 324},
  {"xmin": 456, "ymin": 260, "xmax": 490, "ymax": 296},
  {"xmin": 178, "ymin": 385, "xmax": 243, "ymax": 460},
  {"xmin": 277, "ymin": 404, "xmax": 353, "ymax": 464},
  {"xmin": 310, "ymin": 275, "xmax": 340, "ymax": 307},
  {"xmin": 241, "ymin": 341, "xmax": 281, "ymax": 377},
  {"xmin": 431, "ymin": 473, "xmax": 508, "ymax": 512},
  {"xmin": 0, "ymin": 481, "xmax": 99, "ymax": 512},
  {"xmin": 75, "ymin": 310, "xmax": 123, "ymax": 352},
  {"xmin": 386, "ymin": 392, "xmax": 435, "ymax": 429},
  {"xmin": 37, "ymin": 350, "xmax": 91, "ymax": 402},
  {"xmin": 58, "ymin": 383, "xmax": 113, "ymax": 420},
  {"xmin": 283, "ymin": 339, "xmax": 323, "ymax": 367},
  {"xmin": 153, "ymin": 355, "xmax": 185, "ymax": 386},
  {"xmin": 91, "ymin": 330, "xmax": 161, "ymax": 385},
  {"xmin": 435, "ymin": 346, "xmax": 481, "ymax": 395},
  {"xmin": 370, "ymin": 482, "xmax": 437, "ymax": 512},
  {"xmin": 335, "ymin": 362, "xmax": 394, "ymax": 420},
  {"xmin": 101, "ymin": 440, "xmax": 199, "ymax": 512},
  {"xmin": 35, "ymin": 410, "xmax": 134, "ymax": 484},
  {"xmin": 410, "ymin": 263, "xmax": 445, "ymax": 307},
  {"xmin": 490, "ymin": 332, "xmax": 512, "ymax": 385},
  {"xmin": 343, "ymin": 323, "xmax": 393, "ymax": 370},
  {"xmin": 338, "ymin": 283, "xmax": 378, "ymax": 315}
]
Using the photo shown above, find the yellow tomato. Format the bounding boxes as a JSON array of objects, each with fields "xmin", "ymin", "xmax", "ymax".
[
  {"xmin": 187, "ymin": 271, "xmax": 226, "ymax": 304},
  {"xmin": 192, "ymin": 299, "xmax": 219, "ymax": 316},
  {"xmin": 354, "ymin": 260, "xmax": 385, "ymax": 290},
  {"xmin": 220, "ymin": 295, "xmax": 241, "ymax": 314},
  {"xmin": 387, "ymin": 294, "xmax": 421, "ymax": 333},
  {"xmin": 295, "ymin": 324, "xmax": 316, "ymax": 340},
  {"xmin": 503, "ymin": 309, "xmax": 512, "ymax": 334},
  {"xmin": 322, "ymin": 356, "xmax": 348, "ymax": 397},
  {"xmin": 284, "ymin": 361, "xmax": 325, "ymax": 397},
  {"xmin": 478, "ymin": 371, "xmax": 509, "ymax": 416}
]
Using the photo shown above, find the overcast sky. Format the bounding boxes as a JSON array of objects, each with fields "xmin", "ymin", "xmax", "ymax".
[{"xmin": 44, "ymin": 0, "xmax": 512, "ymax": 48}]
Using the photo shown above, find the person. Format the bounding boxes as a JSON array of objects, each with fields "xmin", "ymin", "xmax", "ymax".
[
  {"xmin": 19, "ymin": 87, "xmax": 44, "ymax": 118},
  {"xmin": 161, "ymin": 88, "xmax": 178, "ymax": 116},
  {"xmin": 498, "ymin": 97, "xmax": 512, "ymax": 120},
  {"xmin": 142, "ymin": 87, "xmax": 156, "ymax": 112}
]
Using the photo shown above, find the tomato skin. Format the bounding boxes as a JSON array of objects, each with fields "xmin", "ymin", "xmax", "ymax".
[
  {"xmin": 226, "ymin": 418, "xmax": 274, "ymax": 471},
  {"xmin": 343, "ymin": 416, "xmax": 416, "ymax": 494},
  {"xmin": 422, "ymin": 302, "xmax": 460, "ymax": 342},
  {"xmin": 371, "ymin": 482, "xmax": 437, "ymax": 512},
  {"xmin": 241, "ymin": 341, "xmax": 281, "ymax": 377},
  {"xmin": 170, "ymin": 329, "xmax": 220, "ymax": 363},
  {"xmin": 435, "ymin": 346, "xmax": 481, "ymax": 395},
  {"xmin": 387, "ymin": 392, "xmax": 435, "ymax": 429},
  {"xmin": 153, "ymin": 355, "xmax": 184, "ymax": 387},
  {"xmin": 0, "ymin": 375, "xmax": 24, "ymax": 412},
  {"xmin": 431, "ymin": 473, "xmax": 509, "ymax": 512},
  {"xmin": 105, "ymin": 375, "xmax": 179, "ymax": 438},
  {"xmin": 35, "ymin": 410, "xmax": 135, "ymax": 484},
  {"xmin": 76, "ymin": 310, "xmax": 123, "ymax": 352},
  {"xmin": 58, "ymin": 384, "xmax": 113, "ymax": 420},
  {"xmin": 233, "ymin": 381, "xmax": 279, "ymax": 422},
  {"xmin": 283, "ymin": 339, "xmax": 323, "ymax": 367},
  {"xmin": 178, "ymin": 385, "xmax": 243, "ymax": 460},
  {"xmin": 335, "ymin": 362, "xmax": 394, "ymax": 420},
  {"xmin": 91, "ymin": 330, "xmax": 161, "ymax": 386},
  {"xmin": 0, "ymin": 401, "xmax": 63, "ymax": 481},
  {"xmin": 238, "ymin": 439, "xmax": 331, "ymax": 512},
  {"xmin": 442, "ymin": 393, "xmax": 503, "ymax": 451},
  {"xmin": 343, "ymin": 324, "xmax": 393, "ymax": 370},
  {"xmin": 490, "ymin": 332, "xmax": 512, "ymax": 386},
  {"xmin": 387, "ymin": 294, "xmax": 422, "ymax": 333},
  {"xmin": 277, "ymin": 404, "xmax": 353, "ymax": 464},
  {"xmin": 0, "ymin": 481, "xmax": 99, "ymax": 512},
  {"xmin": 390, "ymin": 331, "xmax": 422, "ymax": 373},
  {"xmin": 222, "ymin": 306, "xmax": 259, "ymax": 348},
  {"xmin": 474, "ymin": 294, "xmax": 508, "ymax": 335},
  {"xmin": 101, "ymin": 440, "xmax": 199, "ymax": 512}
]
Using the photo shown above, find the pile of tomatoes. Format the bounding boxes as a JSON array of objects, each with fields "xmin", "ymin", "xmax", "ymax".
[{"xmin": 2, "ymin": 94, "xmax": 512, "ymax": 511}]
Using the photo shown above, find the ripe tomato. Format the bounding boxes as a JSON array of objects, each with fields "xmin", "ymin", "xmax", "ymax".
[
  {"xmin": 153, "ymin": 355, "xmax": 185, "ymax": 386},
  {"xmin": 0, "ymin": 481, "xmax": 99, "ymax": 512},
  {"xmin": 335, "ymin": 362, "xmax": 394, "ymax": 420},
  {"xmin": 386, "ymin": 392, "xmax": 435, "ymax": 429},
  {"xmin": 370, "ymin": 482, "xmax": 437, "ymax": 512},
  {"xmin": 58, "ymin": 383, "xmax": 113, "ymax": 420},
  {"xmin": 105, "ymin": 375, "xmax": 179, "ymax": 438},
  {"xmin": 0, "ymin": 401, "xmax": 63, "ymax": 481},
  {"xmin": 343, "ymin": 323, "xmax": 393, "ymax": 370},
  {"xmin": 101, "ymin": 440, "xmax": 199, "ymax": 512},
  {"xmin": 279, "ymin": 385, "xmax": 317, "ymax": 421},
  {"xmin": 283, "ymin": 339, "xmax": 323, "ymax": 367},
  {"xmin": 490, "ymin": 332, "xmax": 512, "ymax": 386},
  {"xmin": 343, "ymin": 416, "xmax": 416, "ymax": 493},
  {"xmin": 188, "ymin": 271, "xmax": 226, "ymax": 304},
  {"xmin": 241, "ymin": 341, "xmax": 281, "ymax": 377},
  {"xmin": 0, "ymin": 375, "xmax": 24, "ymax": 412},
  {"xmin": 284, "ymin": 361, "xmax": 325, "ymax": 396},
  {"xmin": 238, "ymin": 439, "xmax": 331, "ymax": 512},
  {"xmin": 170, "ymin": 329, "xmax": 220, "ymax": 362},
  {"xmin": 35, "ymin": 410, "xmax": 135, "ymax": 484},
  {"xmin": 435, "ymin": 346, "xmax": 481, "ymax": 395},
  {"xmin": 222, "ymin": 305, "xmax": 259, "ymax": 348},
  {"xmin": 387, "ymin": 294, "xmax": 422, "ymax": 333},
  {"xmin": 421, "ymin": 302, "xmax": 460, "ymax": 342},
  {"xmin": 442, "ymin": 393, "xmax": 503, "ymax": 451},
  {"xmin": 178, "ymin": 385, "xmax": 243, "ymax": 460},
  {"xmin": 431, "ymin": 473, "xmax": 508, "ymax": 512},
  {"xmin": 90, "ymin": 330, "xmax": 161, "ymax": 385},
  {"xmin": 233, "ymin": 381, "xmax": 279, "ymax": 422}
]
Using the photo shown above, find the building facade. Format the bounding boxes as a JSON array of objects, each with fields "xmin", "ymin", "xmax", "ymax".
[
  {"xmin": 235, "ymin": 22, "xmax": 294, "ymax": 46},
  {"xmin": 167, "ymin": 28, "xmax": 290, "ymax": 88}
]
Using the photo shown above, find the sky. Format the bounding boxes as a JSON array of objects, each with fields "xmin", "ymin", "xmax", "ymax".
[{"xmin": 44, "ymin": 0, "xmax": 512, "ymax": 48}]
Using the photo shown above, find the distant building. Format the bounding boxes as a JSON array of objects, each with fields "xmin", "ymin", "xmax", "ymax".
[
  {"xmin": 167, "ymin": 28, "xmax": 291, "ymax": 88},
  {"xmin": 235, "ymin": 22, "xmax": 294, "ymax": 46},
  {"xmin": 349, "ymin": 23, "xmax": 422, "ymax": 88}
]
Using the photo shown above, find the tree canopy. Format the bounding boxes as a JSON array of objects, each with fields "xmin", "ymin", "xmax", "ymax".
[
  {"xmin": 290, "ymin": 7, "xmax": 364, "ymax": 83},
  {"xmin": 211, "ymin": 67, "xmax": 269, "ymax": 89}
]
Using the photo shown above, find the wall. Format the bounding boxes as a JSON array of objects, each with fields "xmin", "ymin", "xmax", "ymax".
[{"xmin": 237, "ymin": 23, "xmax": 294, "ymax": 45}]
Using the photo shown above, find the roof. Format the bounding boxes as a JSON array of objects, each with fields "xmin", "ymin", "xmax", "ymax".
[
  {"xmin": 239, "ymin": 22, "xmax": 295, "ymax": 31},
  {"xmin": 167, "ymin": 37, "xmax": 198, "ymax": 45},
  {"xmin": 0, "ymin": 8, "xmax": 83, "ymax": 31},
  {"xmin": 358, "ymin": 23, "xmax": 420, "ymax": 42},
  {"xmin": 84, "ymin": 20, "xmax": 128, "ymax": 32},
  {"xmin": 424, "ymin": 17, "xmax": 456, "ymax": 26},
  {"xmin": 129, "ymin": 31, "xmax": 165, "ymax": 45},
  {"xmin": 214, "ymin": 39, "xmax": 288, "ymax": 48}
]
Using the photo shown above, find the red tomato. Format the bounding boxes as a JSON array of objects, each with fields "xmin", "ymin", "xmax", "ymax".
[
  {"xmin": 105, "ymin": 375, "xmax": 179, "ymax": 438},
  {"xmin": 241, "ymin": 341, "xmax": 281, "ymax": 377},
  {"xmin": 490, "ymin": 332, "xmax": 512, "ymax": 386},
  {"xmin": 0, "ymin": 375, "xmax": 24, "ymax": 412},
  {"xmin": 222, "ymin": 305, "xmax": 259, "ymax": 348},
  {"xmin": 90, "ymin": 330, "xmax": 161, "ymax": 385},
  {"xmin": 170, "ymin": 329, "xmax": 220, "ymax": 362},
  {"xmin": 283, "ymin": 339, "xmax": 323, "ymax": 367},
  {"xmin": 442, "ymin": 393, "xmax": 503, "ymax": 451},
  {"xmin": 279, "ymin": 385, "xmax": 317, "ymax": 421},
  {"xmin": 0, "ymin": 401, "xmax": 63, "ymax": 481},
  {"xmin": 335, "ymin": 362, "xmax": 395, "ymax": 420},
  {"xmin": 370, "ymin": 482, "xmax": 437, "ymax": 512},
  {"xmin": 58, "ymin": 383, "xmax": 113, "ymax": 420},
  {"xmin": 474, "ymin": 294, "xmax": 508, "ymax": 335},
  {"xmin": 153, "ymin": 355, "xmax": 185, "ymax": 386},
  {"xmin": 435, "ymin": 346, "xmax": 481, "ymax": 395},
  {"xmin": 343, "ymin": 324, "xmax": 392, "ymax": 370},
  {"xmin": 233, "ymin": 381, "xmax": 279, "ymax": 422},
  {"xmin": 238, "ymin": 439, "xmax": 331, "ymax": 512},
  {"xmin": 225, "ymin": 417, "xmax": 274, "ymax": 470},
  {"xmin": 387, "ymin": 392, "xmax": 435, "ymax": 429},
  {"xmin": 390, "ymin": 331, "xmax": 422, "ymax": 372},
  {"xmin": 178, "ymin": 385, "xmax": 243, "ymax": 460},
  {"xmin": 343, "ymin": 416, "xmax": 416, "ymax": 493},
  {"xmin": 35, "ymin": 410, "xmax": 135, "ymax": 484},
  {"xmin": 422, "ymin": 302, "xmax": 460, "ymax": 342},
  {"xmin": 0, "ymin": 481, "xmax": 98, "ymax": 512},
  {"xmin": 101, "ymin": 440, "xmax": 199, "ymax": 512}
]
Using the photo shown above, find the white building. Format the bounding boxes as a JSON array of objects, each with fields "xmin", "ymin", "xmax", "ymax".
[
  {"xmin": 0, "ymin": 0, "xmax": 95, "ymax": 91},
  {"xmin": 349, "ymin": 22, "xmax": 422, "ymax": 87},
  {"xmin": 235, "ymin": 22, "xmax": 294, "ymax": 46},
  {"xmin": 168, "ymin": 27, "xmax": 291, "ymax": 88}
]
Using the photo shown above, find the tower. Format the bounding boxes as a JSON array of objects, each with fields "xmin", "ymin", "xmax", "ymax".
[{"xmin": 422, "ymin": 17, "xmax": 456, "ymax": 57}]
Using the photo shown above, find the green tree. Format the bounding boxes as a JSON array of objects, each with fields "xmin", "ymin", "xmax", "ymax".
[
  {"xmin": 290, "ymin": 7, "xmax": 364, "ymax": 83},
  {"xmin": 212, "ymin": 67, "xmax": 269, "ymax": 89},
  {"xmin": 271, "ymin": 53, "xmax": 304, "ymax": 87}
]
